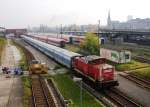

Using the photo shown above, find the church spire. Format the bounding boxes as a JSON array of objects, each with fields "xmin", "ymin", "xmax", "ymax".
[{"xmin": 107, "ymin": 10, "xmax": 111, "ymax": 28}]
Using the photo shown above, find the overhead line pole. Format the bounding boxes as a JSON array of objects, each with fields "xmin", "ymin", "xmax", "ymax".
[
  {"xmin": 60, "ymin": 24, "xmax": 62, "ymax": 38},
  {"xmin": 98, "ymin": 20, "xmax": 101, "ymax": 55}
]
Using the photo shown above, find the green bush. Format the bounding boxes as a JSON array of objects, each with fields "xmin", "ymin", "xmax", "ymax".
[
  {"xmin": 52, "ymin": 74, "xmax": 103, "ymax": 107},
  {"xmin": 22, "ymin": 76, "xmax": 31, "ymax": 107},
  {"xmin": 131, "ymin": 67, "xmax": 150, "ymax": 79},
  {"xmin": 0, "ymin": 37, "xmax": 6, "ymax": 64},
  {"xmin": 115, "ymin": 60, "xmax": 150, "ymax": 71},
  {"xmin": 0, "ymin": 37, "xmax": 6, "ymax": 44},
  {"xmin": 80, "ymin": 33, "xmax": 99, "ymax": 55},
  {"xmin": 12, "ymin": 40, "xmax": 28, "ymax": 70},
  {"xmin": 64, "ymin": 44, "xmax": 80, "ymax": 53}
]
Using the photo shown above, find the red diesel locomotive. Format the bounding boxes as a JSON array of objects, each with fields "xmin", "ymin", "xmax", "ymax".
[{"xmin": 72, "ymin": 55, "xmax": 118, "ymax": 88}]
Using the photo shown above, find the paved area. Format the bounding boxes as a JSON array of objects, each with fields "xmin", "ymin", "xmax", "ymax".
[
  {"xmin": 7, "ymin": 76, "xmax": 23, "ymax": 107},
  {"xmin": 117, "ymin": 75, "xmax": 150, "ymax": 107},
  {"xmin": 0, "ymin": 39, "xmax": 23, "ymax": 107},
  {"xmin": 0, "ymin": 75, "xmax": 14, "ymax": 107}
]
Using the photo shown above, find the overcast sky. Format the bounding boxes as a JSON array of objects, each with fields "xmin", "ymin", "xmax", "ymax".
[{"xmin": 0, "ymin": 0, "xmax": 150, "ymax": 28}]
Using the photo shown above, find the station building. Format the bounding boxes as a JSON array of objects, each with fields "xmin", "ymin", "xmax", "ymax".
[{"xmin": 6, "ymin": 29, "xmax": 27, "ymax": 37}]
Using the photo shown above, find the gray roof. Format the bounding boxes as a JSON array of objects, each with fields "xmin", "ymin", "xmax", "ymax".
[{"xmin": 83, "ymin": 55, "xmax": 104, "ymax": 62}]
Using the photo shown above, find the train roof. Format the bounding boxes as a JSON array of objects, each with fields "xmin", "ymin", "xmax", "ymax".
[
  {"xmin": 47, "ymin": 37, "xmax": 65, "ymax": 42},
  {"xmin": 38, "ymin": 35, "xmax": 65, "ymax": 41},
  {"xmin": 82, "ymin": 55, "xmax": 105, "ymax": 62},
  {"xmin": 29, "ymin": 34, "xmax": 66, "ymax": 42},
  {"xmin": 71, "ymin": 35, "xmax": 85, "ymax": 39}
]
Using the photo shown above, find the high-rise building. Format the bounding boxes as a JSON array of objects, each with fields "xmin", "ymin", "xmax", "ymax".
[
  {"xmin": 107, "ymin": 14, "xmax": 150, "ymax": 30},
  {"xmin": 127, "ymin": 15, "xmax": 133, "ymax": 21}
]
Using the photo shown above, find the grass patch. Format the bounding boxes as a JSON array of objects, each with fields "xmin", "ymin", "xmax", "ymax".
[
  {"xmin": 19, "ymin": 48, "xmax": 27, "ymax": 70},
  {"xmin": 11, "ymin": 40, "xmax": 27, "ymax": 70},
  {"xmin": 50, "ymin": 74, "xmax": 104, "ymax": 107},
  {"xmin": 131, "ymin": 67, "xmax": 150, "ymax": 80},
  {"xmin": 22, "ymin": 76, "xmax": 31, "ymax": 107},
  {"xmin": 115, "ymin": 60, "xmax": 150, "ymax": 71},
  {"xmin": 0, "ymin": 37, "xmax": 6, "ymax": 65},
  {"xmin": 53, "ymin": 64, "xmax": 63, "ymax": 70},
  {"xmin": 0, "ymin": 37, "xmax": 6, "ymax": 44},
  {"xmin": 64, "ymin": 44, "xmax": 91, "ymax": 55},
  {"xmin": 64, "ymin": 44, "xmax": 80, "ymax": 53}
]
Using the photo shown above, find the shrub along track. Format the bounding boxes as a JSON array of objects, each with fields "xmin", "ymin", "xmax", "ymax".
[
  {"xmin": 0, "ymin": 45, "xmax": 4, "ymax": 65},
  {"xmin": 0, "ymin": 38, "xmax": 6, "ymax": 65},
  {"xmin": 12, "ymin": 40, "xmax": 35, "ymax": 66}
]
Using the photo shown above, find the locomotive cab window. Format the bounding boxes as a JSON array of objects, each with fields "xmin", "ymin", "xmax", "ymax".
[
  {"xmin": 125, "ymin": 54, "xmax": 129, "ymax": 59},
  {"xmin": 103, "ymin": 68, "xmax": 113, "ymax": 72}
]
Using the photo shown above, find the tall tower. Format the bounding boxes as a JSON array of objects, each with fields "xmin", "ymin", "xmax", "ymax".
[{"xmin": 107, "ymin": 10, "xmax": 111, "ymax": 28}]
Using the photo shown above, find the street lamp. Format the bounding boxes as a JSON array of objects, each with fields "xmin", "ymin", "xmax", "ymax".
[{"xmin": 73, "ymin": 77, "xmax": 83, "ymax": 107}]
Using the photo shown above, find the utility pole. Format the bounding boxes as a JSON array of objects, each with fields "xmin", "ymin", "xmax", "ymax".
[
  {"xmin": 98, "ymin": 20, "xmax": 101, "ymax": 55},
  {"xmin": 60, "ymin": 24, "xmax": 62, "ymax": 38},
  {"xmin": 80, "ymin": 80, "xmax": 82, "ymax": 107},
  {"xmin": 56, "ymin": 25, "xmax": 58, "ymax": 38}
]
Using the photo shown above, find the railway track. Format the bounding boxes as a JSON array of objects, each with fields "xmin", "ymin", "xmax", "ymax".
[
  {"xmin": 80, "ymin": 82, "xmax": 116, "ymax": 107},
  {"xmin": 75, "ymin": 80, "xmax": 142, "ymax": 107},
  {"xmin": 133, "ymin": 56, "xmax": 150, "ymax": 64},
  {"xmin": 104, "ymin": 88, "xmax": 141, "ymax": 107},
  {"xmin": 47, "ymin": 79, "xmax": 68, "ymax": 107},
  {"xmin": 31, "ymin": 75, "xmax": 57, "ymax": 107},
  {"xmin": 120, "ymin": 72, "xmax": 150, "ymax": 91}
]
